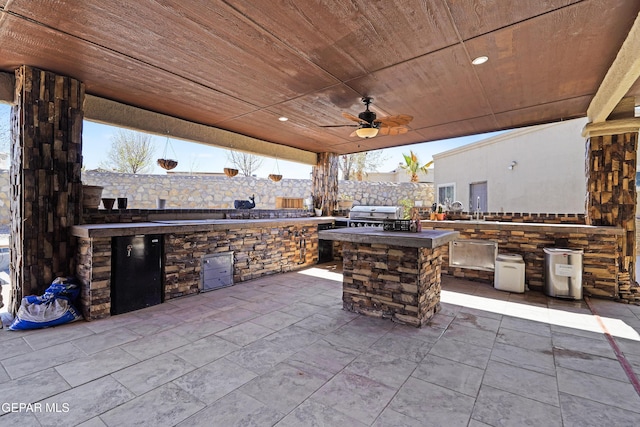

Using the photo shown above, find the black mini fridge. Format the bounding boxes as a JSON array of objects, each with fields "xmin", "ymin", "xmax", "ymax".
[{"xmin": 111, "ymin": 234, "xmax": 163, "ymax": 315}]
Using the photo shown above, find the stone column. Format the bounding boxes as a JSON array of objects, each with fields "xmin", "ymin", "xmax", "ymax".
[
  {"xmin": 9, "ymin": 66, "xmax": 84, "ymax": 313},
  {"xmin": 584, "ymin": 118, "xmax": 640, "ymax": 301},
  {"xmin": 311, "ymin": 152, "xmax": 338, "ymax": 215}
]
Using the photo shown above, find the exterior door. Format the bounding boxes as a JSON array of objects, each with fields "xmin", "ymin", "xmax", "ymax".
[{"xmin": 470, "ymin": 182, "xmax": 488, "ymax": 213}]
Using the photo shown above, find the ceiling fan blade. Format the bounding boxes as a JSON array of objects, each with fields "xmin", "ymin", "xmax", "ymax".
[
  {"xmin": 376, "ymin": 114, "xmax": 413, "ymax": 127},
  {"xmin": 388, "ymin": 126, "xmax": 409, "ymax": 136},
  {"xmin": 319, "ymin": 124, "xmax": 358, "ymax": 128},
  {"xmin": 377, "ymin": 126, "xmax": 409, "ymax": 136},
  {"xmin": 342, "ymin": 112, "xmax": 362, "ymax": 123}
]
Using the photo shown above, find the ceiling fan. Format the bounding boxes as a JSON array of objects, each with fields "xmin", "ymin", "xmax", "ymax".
[{"xmin": 321, "ymin": 97, "xmax": 413, "ymax": 139}]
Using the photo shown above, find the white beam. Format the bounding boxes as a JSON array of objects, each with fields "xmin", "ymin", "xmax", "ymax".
[
  {"xmin": 84, "ymin": 95, "xmax": 317, "ymax": 166},
  {"xmin": 587, "ymin": 11, "xmax": 640, "ymax": 123}
]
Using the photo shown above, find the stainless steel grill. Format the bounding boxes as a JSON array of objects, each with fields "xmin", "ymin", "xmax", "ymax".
[{"xmin": 348, "ymin": 206, "xmax": 403, "ymax": 227}]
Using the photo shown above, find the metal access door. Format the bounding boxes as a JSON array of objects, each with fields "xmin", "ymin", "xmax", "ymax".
[
  {"xmin": 111, "ymin": 235, "xmax": 163, "ymax": 315},
  {"xmin": 470, "ymin": 182, "xmax": 488, "ymax": 212}
]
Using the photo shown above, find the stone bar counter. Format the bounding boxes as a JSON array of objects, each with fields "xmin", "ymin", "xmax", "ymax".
[
  {"xmin": 425, "ymin": 220, "xmax": 626, "ymax": 300},
  {"xmin": 319, "ymin": 227, "xmax": 459, "ymax": 327},
  {"xmin": 71, "ymin": 216, "xmax": 333, "ymax": 320}
]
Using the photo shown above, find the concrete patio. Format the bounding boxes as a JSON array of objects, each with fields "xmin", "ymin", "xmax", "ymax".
[{"xmin": 1, "ymin": 263, "xmax": 640, "ymax": 427}]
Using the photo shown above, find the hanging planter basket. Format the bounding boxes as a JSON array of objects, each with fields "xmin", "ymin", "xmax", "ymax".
[
  {"xmin": 224, "ymin": 168, "xmax": 239, "ymax": 177},
  {"xmin": 269, "ymin": 159, "xmax": 283, "ymax": 182},
  {"xmin": 157, "ymin": 134, "xmax": 178, "ymax": 170},
  {"xmin": 157, "ymin": 158, "xmax": 178, "ymax": 170}
]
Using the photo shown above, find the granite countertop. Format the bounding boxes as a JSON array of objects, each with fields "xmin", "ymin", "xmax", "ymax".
[
  {"xmin": 318, "ymin": 227, "xmax": 459, "ymax": 249},
  {"xmin": 425, "ymin": 220, "xmax": 624, "ymax": 235},
  {"xmin": 72, "ymin": 217, "xmax": 335, "ymax": 238}
]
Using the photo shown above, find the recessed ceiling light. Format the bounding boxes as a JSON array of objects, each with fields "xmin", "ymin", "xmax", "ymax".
[
  {"xmin": 472, "ymin": 56, "xmax": 489, "ymax": 65},
  {"xmin": 278, "ymin": 116, "xmax": 288, "ymax": 122}
]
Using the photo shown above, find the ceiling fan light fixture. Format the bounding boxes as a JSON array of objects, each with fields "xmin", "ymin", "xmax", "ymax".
[{"xmin": 356, "ymin": 127, "xmax": 379, "ymax": 138}]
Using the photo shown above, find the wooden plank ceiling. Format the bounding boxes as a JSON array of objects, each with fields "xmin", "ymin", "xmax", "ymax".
[{"xmin": 1, "ymin": 0, "xmax": 639, "ymax": 156}]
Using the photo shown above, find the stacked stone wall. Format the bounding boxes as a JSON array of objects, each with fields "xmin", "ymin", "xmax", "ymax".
[
  {"xmin": 76, "ymin": 221, "xmax": 321, "ymax": 319},
  {"xmin": 342, "ymin": 242, "xmax": 442, "ymax": 326},
  {"xmin": 74, "ymin": 171, "xmax": 434, "ymax": 212},
  {"xmin": 164, "ymin": 222, "xmax": 318, "ymax": 299},
  {"xmin": 427, "ymin": 222, "xmax": 621, "ymax": 299},
  {"xmin": 76, "ymin": 237, "xmax": 112, "ymax": 320}
]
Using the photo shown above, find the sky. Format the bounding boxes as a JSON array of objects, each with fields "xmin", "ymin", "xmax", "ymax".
[{"xmin": 0, "ymin": 103, "xmax": 501, "ymax": 178}]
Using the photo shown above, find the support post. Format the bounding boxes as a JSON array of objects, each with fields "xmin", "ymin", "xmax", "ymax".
[
  {"xmin": 311, "ymin": 152, "xmax": 338, "ymax": 215},
  {"xmin": 9, "ymin": 66, "xmax": 84, "ymax": 314},
  {"xmin": 584, "ymin": 117, "xmax": 640, "ymax": 302}
]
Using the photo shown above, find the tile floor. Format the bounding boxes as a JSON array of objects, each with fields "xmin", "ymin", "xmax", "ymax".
[{"xmin": 1, "ymin": 263, "xmax": 640, "ymax": 426}]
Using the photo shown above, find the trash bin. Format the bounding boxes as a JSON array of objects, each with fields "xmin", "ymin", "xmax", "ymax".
[
  {"xmin": 543, "ymin": 248, "xmax": 583, "ymax": 300},
  {"xmin": 494, "ymin": 254, "xmax": 525, "ymax": 293}
]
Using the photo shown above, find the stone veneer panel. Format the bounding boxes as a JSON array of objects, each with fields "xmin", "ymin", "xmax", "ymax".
[
  {"xmin": 76, "ymin": 237, "xmax": 112, "ymax": 319},
  {"xmin": 75, "ymin": 221, "xmax": 320, "ymax": 319},
  {"xmin": 9, "ymin": 66, "xmax": 84, "ymax": 312},
  {"xmin": 164, "ymin": 223, "xmax": 319, "ymax": 299},
  {"xmin": 342, "ymin": 242, "xmax": 442, "ymax": 327},
  {"xmin": 427, "ymin": 222, "xmax": 622, "ymax": 300}
]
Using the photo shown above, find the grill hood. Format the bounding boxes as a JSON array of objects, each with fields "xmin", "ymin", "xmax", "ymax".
[{"xmin": 349, "ymin": 206, "xmax": 403, "ymax": 221}]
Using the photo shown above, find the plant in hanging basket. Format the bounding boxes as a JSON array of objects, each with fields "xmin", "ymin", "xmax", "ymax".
[
  {"xmin": 268, "ymin": 174, "xmax": 282, "ymax": 182},
  {"xmin": 157, "ymin": 158, "xmax": 178, "ymax": 170},
  {"xmin": 224, "ymin": 168, "xmax": 239, "ymax": 177}
]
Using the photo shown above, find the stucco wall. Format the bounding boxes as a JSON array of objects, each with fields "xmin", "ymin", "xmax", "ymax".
[{"xmin": 433, "ymin": 118, "xmax": 588, "ymax": 213}]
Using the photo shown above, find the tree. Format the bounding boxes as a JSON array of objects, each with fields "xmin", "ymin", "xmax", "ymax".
[
  {"xmin": 401, "ymin": 150, "xmax": 433, "ymax": 182},
  {"xmin": 100, "ymin": 130, "xmax": 156, "ymax": 173},
  {"xmin": 340, "ymin": 151, "xmax": 387, "ymax": 181},
  {"xmin": 227, "ymin": 151, "xmax": 263, "ymax": 176}
]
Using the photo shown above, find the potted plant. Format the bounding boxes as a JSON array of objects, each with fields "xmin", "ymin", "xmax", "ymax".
[
  {"xmin": 436, "ymin": 204, "xmax": 446, "ymax": 220},
  {"xmin": 399, "ymin": 198, "xmax": 413, "ymax": 219},
  {"xmin": 313, "ymin": 194, "xmax": 324, "ymax": 216},
  {"xmin": 82, "ymin": 185, "xmax": 104, "ymax": 209}
]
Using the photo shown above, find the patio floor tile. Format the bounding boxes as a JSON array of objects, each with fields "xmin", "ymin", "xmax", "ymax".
[
  {"xmin": 429, "ymin": 336, "xmax": 492, "ymax": 369},
  {"xmin": 389, "ymin": 377, "xmax": 475, "ymax": 426},
  {"xmin": 482, "ymin": 360, "xmax": 559, "ymax": 406},
  {"xmin": 276, "ymin": 399, "xmax": 366, "ymax": 427},
  {"xmin": 490, "ymin": 341, "xmax": 556, "ymax": 376},
  {"xmin": 556, "ymin": 366, "xmax": 640, "ymax": 413},
  {"xmin": 33, "ymin": 376, "xmax": 134, "ymax": 427},
  {"xmin": 343, "ymin": 349, "xmax": 417, "ymax": 389},
  {"xmin": 471, "ymin": 385, "xmax": 562, "ymax": 427},
  {"xmin": 176, "ymin": 389, "xmax": 283, "ymax": 427},
  {"xmin": 100, "ymin": 383, "xmax": 205, "ymax": 427},
  {"xmin": 170, "ymin": 334, "xmax": 240, "ymax": 367},
  {"xmin": 172, "ymin": 358, "xmax": 254, "ymax": 405},
  {"xmin": 413, "ymin": 354, "xmax": 484, "ymax": 396},
  {"xmin": 310, "ymin": 372, "xmax": 397, "ymax": 425},
  {"xmin": 111, "ymin": 352, "xmax": 196, "ymax": 396},
  {"xmin": 1, "ymin": 265, "xmax": 639, "ymax": 426},
  {"xmin": 239, "ymin": 362, "xmax": 330, "ymax": 414},
  {"xmin": 55, "ymin": 346, "xmax": 139, "ymax": 387},
  {"xmin": 559, "ymin": 392, "xmax": 640, "ymax": 427}
]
